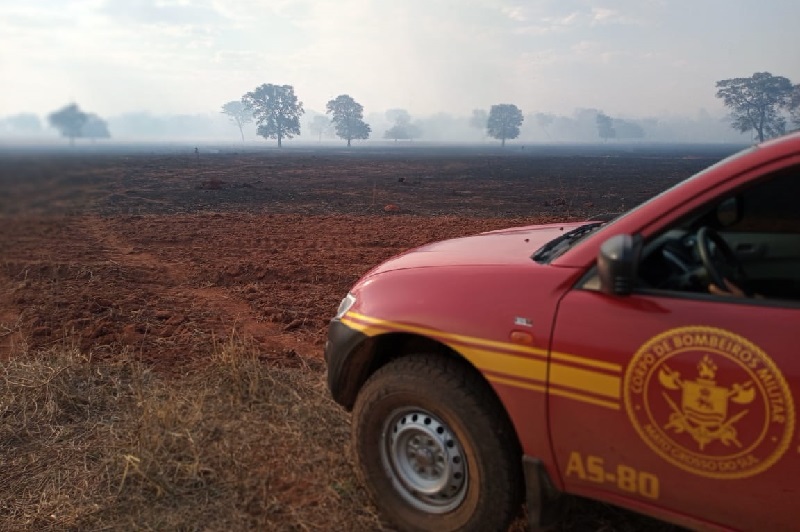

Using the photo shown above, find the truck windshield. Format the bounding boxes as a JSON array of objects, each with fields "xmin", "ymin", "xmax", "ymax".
[{"xmin": 532, "ymin": 222, "xmax": 604, "ymax": 263}]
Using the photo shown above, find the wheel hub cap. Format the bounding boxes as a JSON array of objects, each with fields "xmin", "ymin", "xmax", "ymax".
[{"xmin": 381, "ymin": 409, "xmax": 467, "ymax": 513}]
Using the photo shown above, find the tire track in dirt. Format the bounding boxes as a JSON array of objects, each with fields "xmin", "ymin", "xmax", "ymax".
[{"xmin": 78, "ymin": 216, "xmax": 318, "ymax": 362}]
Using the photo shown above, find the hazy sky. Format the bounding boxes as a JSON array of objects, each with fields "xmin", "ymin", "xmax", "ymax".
[{"xmin": 2, "ymin": 0, "xmax": 798, "ymax": 119}]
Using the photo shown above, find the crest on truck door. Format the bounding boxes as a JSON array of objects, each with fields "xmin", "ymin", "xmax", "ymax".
[
  {"xmin": 658, "ymin": 355, "xmax": 755, "ymax": 451},
  {"xmin": 624, "ymin": 327, "xmax": 794, "ymax": 480}
]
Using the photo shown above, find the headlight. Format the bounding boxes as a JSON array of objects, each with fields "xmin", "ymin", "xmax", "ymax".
[{"xmin": 334, "ymin": 293, "xmax": 357, "ymax": 320}]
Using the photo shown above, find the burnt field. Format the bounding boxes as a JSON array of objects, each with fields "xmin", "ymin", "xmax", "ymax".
[
  {"xmin": 0, "ymin": 144, "xmax": 733, "ymax": 530},
  {"xmin": 0, "ymin": 144, "xmax": 737, "ymax": 364}
]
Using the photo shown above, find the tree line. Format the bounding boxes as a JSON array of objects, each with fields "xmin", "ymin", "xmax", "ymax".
[
  {"xmin": 222, "ymin": 83, "xmax": 527, "ymax": 147},
  {"xmin": 221, "ymin": 73, "xmax": 799, "ymax": 147},
  {"xmin": 32, "ymin": 72, "xmax": 800, "ymax": 145}
]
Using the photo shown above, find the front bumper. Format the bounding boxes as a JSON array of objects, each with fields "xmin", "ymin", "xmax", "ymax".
[{"xmin": 324, "ymin": 318, "xmax": 371, "ymax": 409}]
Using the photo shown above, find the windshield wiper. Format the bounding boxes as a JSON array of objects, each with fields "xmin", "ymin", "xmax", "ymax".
[{"xmin": 532, "ymin": 222, "xmax": 603, "ymax": 263}]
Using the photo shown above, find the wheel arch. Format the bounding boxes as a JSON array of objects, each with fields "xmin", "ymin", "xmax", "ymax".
[
  {"xmin": 339, "ymin": 332, "xmax": 518, "ymax": 445},
  {"xmin": 337, "ymin": 332, "xmax": 467, "ymax": 407}
]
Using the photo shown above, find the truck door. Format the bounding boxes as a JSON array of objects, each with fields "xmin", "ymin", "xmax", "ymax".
[
  {"xmin": 549, "ymin": 292, "xmax": 798, "ymax": 530},
  {"xmin": 547, "ymin": 164, "xmax": 800, "ymax": 530}
]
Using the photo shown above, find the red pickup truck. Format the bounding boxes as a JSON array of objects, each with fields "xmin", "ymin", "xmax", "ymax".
[{"xmin": 325, "ymin": 132, "xmax": 800, "ymax": 532}]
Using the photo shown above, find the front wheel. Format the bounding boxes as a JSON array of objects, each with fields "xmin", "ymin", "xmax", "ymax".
[{"xmin": 352, "ymin": 354, "xmax": 523, "ymax": 532}]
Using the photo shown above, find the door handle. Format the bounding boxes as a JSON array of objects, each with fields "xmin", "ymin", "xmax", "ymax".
[{"xmin": 734, "ymin": 242, "xmax": 765, "ymax": 259}]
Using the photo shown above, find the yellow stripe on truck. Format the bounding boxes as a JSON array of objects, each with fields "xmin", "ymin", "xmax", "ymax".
[
  {"xmin": 549, "ymin": 364, "xmax": 621, "ymax": 399},
  {"xmin": 459, "ymin": 346, "xmax": 548, "ymax": 383},
  {"xmin": 339, "ymin": 311, "xmax": 621, "ymax": 409}
]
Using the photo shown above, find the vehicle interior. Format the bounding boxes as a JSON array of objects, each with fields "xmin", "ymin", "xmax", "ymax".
[{"xmin": 636, "ymin": 164, "xmax": 800, "ymax": 302}]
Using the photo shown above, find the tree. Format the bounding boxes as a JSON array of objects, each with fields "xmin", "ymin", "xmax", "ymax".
[
  {"xmin": 0, "ymin": 113, "xmax": 42, "ymax": 135},
  {"xmin": 533, "ymin": 112, "xmax": 555, "ymax": 140},
  {"xmin": 82, "ymin": 114, "xmax": 111, "ymax": 140},
  {"xmin": 242, "ymin": 84, "xmax": 304, "ymax": 148},
  {"xmin": 308, "ymin": 114, "xmax": 333, "ymax": 142},
  {"xmin": 386, "ymin": 108, "xmax": 411, "ymax": 126},
  {"xmin": 715, "ymin": 72, "xmax": 794, "ymax": 142},
  {"xmin": 469, "ymin": 109, "xmax": 488, "ymax": 138},
  {"xmin": 326, "ymin": 94, "xmax": 371, "ymax": 147},
  {"xmin": 412, "ymin": 113, "xmax": 459, "ymax": 141},
  {"xmin": 612, "ymin": 118, "xmax": 644, "ymax": 139},
  {"xmin": 48, "ymin": 103, "xmax": 88, "ymax": 145},
  {"xmin": 790, "ymin": 85, "xmax": 800, "ymax": 130},
  {"xmin": 221, "ymin": 100, "xmax": 253, "ymax": 142},
  {"xmin": 487, "ymin": 104, "xmax": 523, "ymax": 147},
  {"xmin": 384, "ymin": 123, "xmax": 422, "ymax": 141},
  {"xmin": 383, "ymin": 108, "xmax": 421, "ymax": 141},
  {"xmin": 596, "ymin": 112, "xmax": 615, "ymax": 141}
]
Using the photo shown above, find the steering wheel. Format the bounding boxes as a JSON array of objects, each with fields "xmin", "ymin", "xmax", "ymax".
[{"xmin": 696, "ymin": 227, "xmax": 751, "ymax": 297}]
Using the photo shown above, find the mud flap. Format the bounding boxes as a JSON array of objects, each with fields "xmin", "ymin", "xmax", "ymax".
[{"xmin": 523, "ymin": 456, "xmax": 563, "ymax": 532}]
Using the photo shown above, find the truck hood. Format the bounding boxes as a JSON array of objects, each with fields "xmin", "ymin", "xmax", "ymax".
[{"xmin": 367, "ymin": 221, "xmax": 587, "ymax": 275}]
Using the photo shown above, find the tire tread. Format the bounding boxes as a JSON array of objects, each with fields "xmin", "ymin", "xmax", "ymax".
[{"xmin": 352, "ymin": 353, "xmax": 522, "ymax": 532}]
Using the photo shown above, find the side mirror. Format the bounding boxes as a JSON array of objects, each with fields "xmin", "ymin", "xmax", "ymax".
[{"xmin": 598, "ymin": 234, "xmax": 642, "ymax": 296}]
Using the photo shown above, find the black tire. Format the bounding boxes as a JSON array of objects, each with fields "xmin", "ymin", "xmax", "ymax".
[{"xmin": 352, "ymin": 354, "xmax": 523, "ymax": 532}]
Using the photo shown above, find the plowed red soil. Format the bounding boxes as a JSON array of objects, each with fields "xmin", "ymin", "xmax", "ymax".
[{"xmin": 0, "ymin": 145, "xmax": 732, "ymax": 367}]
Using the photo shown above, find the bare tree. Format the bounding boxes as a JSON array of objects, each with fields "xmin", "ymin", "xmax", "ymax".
[
  {"xmin": 221, "ymin": 101, "xmax": 253, "ymax": 142},
  {"xmin": 308, "ymin": 115, "xmax": 333, "ymax": 142},
  {"xmin": 534, "ymin": 112, "xmax": 555, "ymax": 140}
]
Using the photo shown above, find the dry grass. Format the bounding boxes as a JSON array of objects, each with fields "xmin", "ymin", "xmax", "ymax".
[
  {"xmin": 0, "ymin": 337, "xmax": 383, "ymax": 531},
  {"xmin": 1, "ymin": 336, "xmax": 685, "ymax": 532}
]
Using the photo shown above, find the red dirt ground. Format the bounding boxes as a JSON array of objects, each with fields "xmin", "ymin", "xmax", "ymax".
[
  {"xmin": 0, "ymin": 212, "xmax": 540, "ymax": 366},
  {"xmin": 0, "ymin": 145, "xmax": 733, "ymax": 367},
  {"xmin": 0, "ymin": 144, "xmax": 736, "ymax": 532}
]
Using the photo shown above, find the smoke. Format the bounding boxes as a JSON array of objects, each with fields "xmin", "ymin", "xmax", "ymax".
[{"xmin": 0, "ymin": 107, "xmax": 750, "ymax": 144}]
